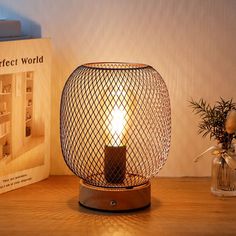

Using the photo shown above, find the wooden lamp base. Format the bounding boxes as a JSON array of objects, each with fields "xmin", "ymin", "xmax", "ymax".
[{"xmin": 79, "ymin": 180, "xmax": 151, "ymax": 212}]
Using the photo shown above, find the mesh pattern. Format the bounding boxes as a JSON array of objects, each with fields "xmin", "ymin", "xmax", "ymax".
[{"xmin": 60, "ymin": 62, "xmax": 171, "ymax": 188}]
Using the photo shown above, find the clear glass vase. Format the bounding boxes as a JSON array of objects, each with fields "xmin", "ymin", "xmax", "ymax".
[{"xmin": 211, "ymin": 156, "xmax": 236, "ymax": 196}]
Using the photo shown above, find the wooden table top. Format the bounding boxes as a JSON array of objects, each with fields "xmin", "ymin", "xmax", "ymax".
[{"xmin": 0, "ymin": 176, "xmax": 236, "ymax": 236}]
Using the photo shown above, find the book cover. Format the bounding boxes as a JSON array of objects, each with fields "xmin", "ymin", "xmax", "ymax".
[{"xmin": 0, "ymin": 38, "xmax": 51, "ymax": 194}]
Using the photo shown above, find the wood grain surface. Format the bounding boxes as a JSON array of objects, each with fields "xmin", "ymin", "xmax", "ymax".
[{"xmin": 0, "ymin": 176, "xmax": 236, "ymax": 236}]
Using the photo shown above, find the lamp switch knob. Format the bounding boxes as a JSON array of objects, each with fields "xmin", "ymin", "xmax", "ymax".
[{"xmin": 110, "ymin": 200, "xmax": 117, "ymax": 206}]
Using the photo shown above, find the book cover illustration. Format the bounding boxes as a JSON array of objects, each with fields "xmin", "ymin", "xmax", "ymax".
[{"xmin": 0, "ymin": 38, "xmax": 51, "ymax": 193}]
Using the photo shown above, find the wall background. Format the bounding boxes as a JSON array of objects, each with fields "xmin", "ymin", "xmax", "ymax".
[{"xmin": 0, "ymin": 0, "xmax": 235, "ymax": 176}]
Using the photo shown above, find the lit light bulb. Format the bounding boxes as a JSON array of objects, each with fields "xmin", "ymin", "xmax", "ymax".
[{"xmin": 109, "ymin": 105, "xmax": 126, "ymax": 146}]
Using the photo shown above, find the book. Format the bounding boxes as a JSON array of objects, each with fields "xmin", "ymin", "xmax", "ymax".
[
  {"xmin": 0, "ymin": 35, "xmax": 31, "ymax": 42},
  {"xmin": 0, "ymin": 38, "xmax": 51, "ymax": 194},
  {"xmin": 0, "ymin": 20, "xmax": 21, "ymax": 37},
  {"xmin": 0, "ymin": 19, "xmax": 31, "ymax": 42}
]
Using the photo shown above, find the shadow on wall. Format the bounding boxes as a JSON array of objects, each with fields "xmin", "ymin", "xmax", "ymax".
[{"xmin": 0, "ymin": 4, "xmax": 41, "ymax": 37}]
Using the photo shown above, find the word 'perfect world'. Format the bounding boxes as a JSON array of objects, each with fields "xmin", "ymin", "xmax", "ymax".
[{"xmin": 0, "ymin": 56, "xmax": 44, "ymax": 68}]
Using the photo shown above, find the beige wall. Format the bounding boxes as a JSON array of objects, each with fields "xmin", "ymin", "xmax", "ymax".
[{"xmin": 0, "ymin": 0, "xmax": 236, "ymax": 176}]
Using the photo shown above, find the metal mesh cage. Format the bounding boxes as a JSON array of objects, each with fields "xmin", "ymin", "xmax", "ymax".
[{"xmin": 60, "ymin": 62, "xmax": 171, "ymax": 188}]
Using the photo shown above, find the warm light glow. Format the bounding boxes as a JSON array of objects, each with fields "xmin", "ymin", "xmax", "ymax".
[{"xmin": 109, "ymin": 105, "xmax": 126, "ymax": 146}]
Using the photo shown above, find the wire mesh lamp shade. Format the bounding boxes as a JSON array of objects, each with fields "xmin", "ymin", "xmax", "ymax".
[{"xmin": 60, "ymin": 62, "xmax": 171, "ymax": 211}]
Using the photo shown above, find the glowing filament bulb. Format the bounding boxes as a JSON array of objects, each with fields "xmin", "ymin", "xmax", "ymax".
[{"xmin": 109, "ymin": 105, "xmax": 126, "ymax": 146}]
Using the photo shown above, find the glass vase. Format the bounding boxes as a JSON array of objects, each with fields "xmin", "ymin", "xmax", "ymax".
[{"xmin": 211, "ymin": 155, "xmax": 236, "ymax": 196}]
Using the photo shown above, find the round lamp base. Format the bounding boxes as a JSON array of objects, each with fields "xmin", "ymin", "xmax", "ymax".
[{"xmin": 79, "ymin": 180, "xmax": 151, "ymax": 212}]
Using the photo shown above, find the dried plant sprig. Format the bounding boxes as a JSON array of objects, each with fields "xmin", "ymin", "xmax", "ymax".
[{"xmin": 189, "ymin": 98, "xmax": 236, "ymax": 149}]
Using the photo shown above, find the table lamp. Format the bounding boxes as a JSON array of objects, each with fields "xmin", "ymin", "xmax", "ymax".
[{"xmin": 60, "ymin": 62, "xmax": 171, "ymax": 211}]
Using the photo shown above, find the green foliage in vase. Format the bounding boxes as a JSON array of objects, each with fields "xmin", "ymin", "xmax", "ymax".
[{"xmin": 189, "ymin": 98, "xmax": 236, "ymax": 149}]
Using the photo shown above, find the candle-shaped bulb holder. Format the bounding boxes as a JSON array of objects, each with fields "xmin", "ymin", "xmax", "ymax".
[{"xmin": 104, "ymin": 146, "xmax": 126, "ymax": 184}]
